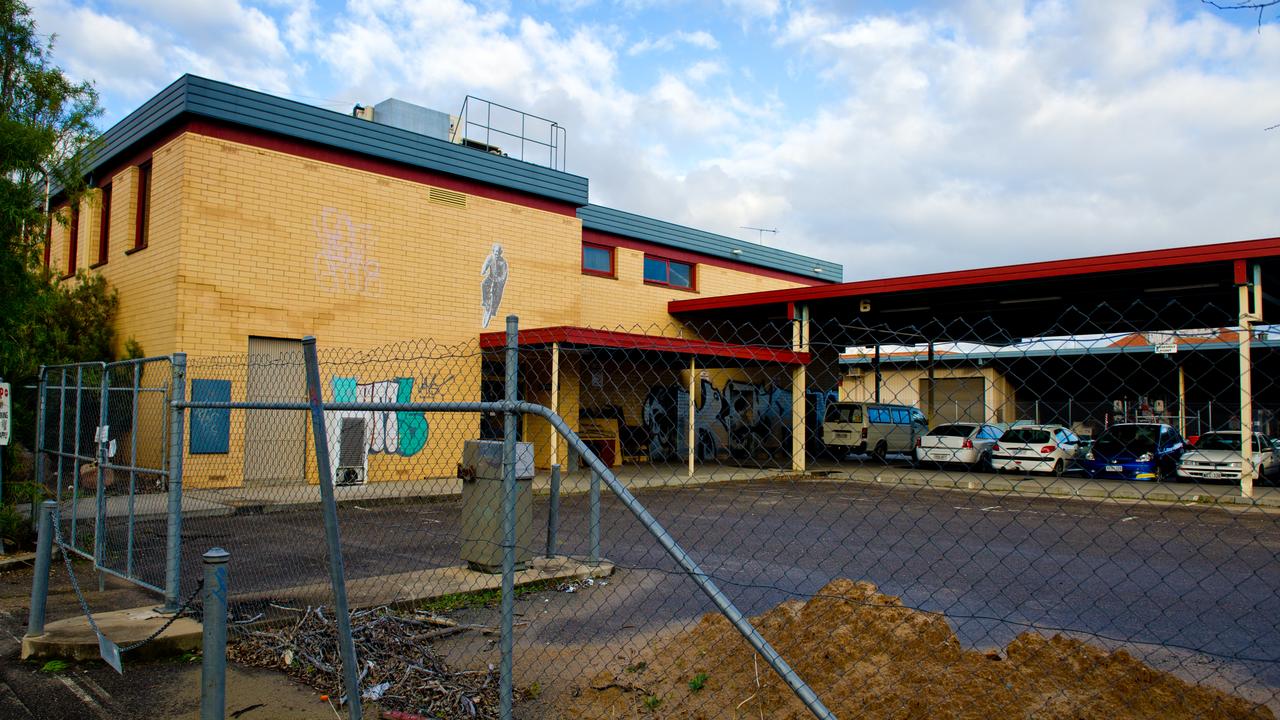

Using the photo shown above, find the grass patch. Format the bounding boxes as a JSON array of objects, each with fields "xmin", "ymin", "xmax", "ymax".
[
  {"xmin": 643, "ymin": 695, "xmax": 662, "ymax": 711},
  {"xmin": 688, "ymin": 672, "xmax": 709, "ymax": 692},
  {"xmin": 415, "ymin": 579, "xmax": 560, "ymax": 615}
]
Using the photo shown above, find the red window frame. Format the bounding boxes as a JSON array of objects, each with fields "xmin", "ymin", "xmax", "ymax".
[
  {"xmin": 643, "ymin": 254, "xmax": 696, "ymax": 291},
  {"xmin": 92, "ymin": 183, "xmax": 111, "ymax": 268},
  {"xmin": 63, "ymin": 205, "xmax": 79, "ymax": 278},
  {"xmin": 129, "ymin": 160, "xmax": 151, "ymax": 253},
  {"xmin": 581, "ymin": 241, "xmax": 616, "ymax": 278},
  {"xmin": 43, "ymin": 214, "xmax": 52, "ymax": 268}
]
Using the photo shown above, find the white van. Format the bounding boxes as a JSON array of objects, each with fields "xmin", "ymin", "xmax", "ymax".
[{"xmin": 823, "ymin": 402, "xmax": 928, "ymax": 460}]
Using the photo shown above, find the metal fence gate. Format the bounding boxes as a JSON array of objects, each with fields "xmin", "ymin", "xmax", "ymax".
[{"xmin": 35, "ymin": 357, "xmax": 175, "ymax": 594}]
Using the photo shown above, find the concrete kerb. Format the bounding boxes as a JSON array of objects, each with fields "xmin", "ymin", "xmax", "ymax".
[{"xmin": 19, "ymin": 556, "xmax": 614, "ymax": 665}]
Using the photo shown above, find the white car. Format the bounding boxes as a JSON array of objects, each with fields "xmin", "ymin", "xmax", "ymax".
[
  {"xmin": 1177, "ymin": 432, "xmax": 1279, "ymax": 484},
  {"xmin": 915, "ymin": 423, "xmax": 1003, "ymax": 469},
  {"xmin": 991, "ymin": 424, "xmax": 1081, "ymax": 476}
]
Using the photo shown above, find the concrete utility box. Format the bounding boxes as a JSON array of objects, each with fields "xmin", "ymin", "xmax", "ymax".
[{"xmin": 459, "ymin": 440, "xmax": 535, "ymax": 573}]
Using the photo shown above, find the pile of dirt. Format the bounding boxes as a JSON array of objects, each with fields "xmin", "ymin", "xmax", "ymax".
[{"xmin": 562, "ymin": 579, "xmax": 1273, "ymax": 719}]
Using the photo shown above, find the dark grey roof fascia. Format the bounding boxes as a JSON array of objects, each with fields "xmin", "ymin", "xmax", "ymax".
[
  {"xmin": 578, "ymin": 204, "xmax": 843, "ymax": 282},
  {"xmin": 81, "ymin": 75, "xmax": 589, "ymax": 206}
]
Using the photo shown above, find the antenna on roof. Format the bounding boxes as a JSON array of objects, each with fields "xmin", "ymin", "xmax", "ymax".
[{"xmin": 740, "ymin": 226, "xmax": 777, "ymax": 244}]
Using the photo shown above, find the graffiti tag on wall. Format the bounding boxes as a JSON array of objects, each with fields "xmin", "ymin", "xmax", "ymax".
[
  {"xmin": 314, "ymin": 207, "xmax": 382, "ymax": 297},
  {"xmin": 329, "ymin": 377, "xmax": 428, "ymax": 459},
  {"xmin": 638, "ymin": 379, "xmax": 840, "ymax": 462}
]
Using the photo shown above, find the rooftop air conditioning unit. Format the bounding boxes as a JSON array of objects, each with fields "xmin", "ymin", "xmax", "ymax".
[
  {"xmin": 335, "ymin": 417, "xmax": 368, "ymax": 486},
  {"xmin": 845, "ymin": 367, "xmax": 863, "ymax": 379}
]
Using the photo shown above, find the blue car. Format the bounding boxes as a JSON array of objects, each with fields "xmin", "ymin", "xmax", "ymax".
[{"xmin": 1081, "ymin": 423, "xmax": 1185, "ymax": 481}]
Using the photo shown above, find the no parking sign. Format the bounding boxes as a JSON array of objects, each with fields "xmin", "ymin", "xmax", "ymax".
[{"xmin": 0, "ymin": 382, "xmax": 9, "ymax": 446}]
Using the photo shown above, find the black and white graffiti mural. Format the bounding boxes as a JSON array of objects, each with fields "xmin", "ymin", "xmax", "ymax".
[
  {"xmin": 641, "ymin": 378, "xmax": 840, "ymax": 462},
  {"xmin": 480, "ymin": 244, "xmax": 509, "ymax": 328}
]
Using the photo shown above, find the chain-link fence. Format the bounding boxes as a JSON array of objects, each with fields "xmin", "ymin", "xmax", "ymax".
[{"xmin": 30, "ymin": 299, "xmax": 1280, "ymax": 719}]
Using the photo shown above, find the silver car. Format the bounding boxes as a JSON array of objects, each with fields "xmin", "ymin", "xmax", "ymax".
[
  {"xmin": 915, "ymin": 423, "xmax": 1003, "ymax": 469},
  {"xmin": 1177, "ymin": 432, "xmax": 1279, "ymax": 484}
]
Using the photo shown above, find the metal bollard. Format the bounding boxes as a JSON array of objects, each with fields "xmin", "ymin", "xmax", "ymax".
[
  {"xmin": 200, "ymin": 548, "xmax": 230, "ymax": 720},
  {"xmin": 546, "ymin": 464, "xmax": 561, "ymax": 558},
  {"xmin": 26, "ymin": 501, "xmax": 56, "ymax": 637},
  {"xmin": 589, "ymin": 470, "xmax": 601, "ymax": 565}
]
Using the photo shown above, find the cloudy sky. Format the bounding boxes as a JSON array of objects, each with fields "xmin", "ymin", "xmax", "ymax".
[{"xmin": 29, "ymin": 0, "xmax": 1280, "ymax": 281}]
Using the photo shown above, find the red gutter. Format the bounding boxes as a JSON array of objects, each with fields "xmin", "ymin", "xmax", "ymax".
[
  {"xmin": 668, "ymin": 236, "xmax": 1280, "ymax": 314},
  {"xmin": 478, "ymin": 326, "xmax": 809, "ymax": 364}
]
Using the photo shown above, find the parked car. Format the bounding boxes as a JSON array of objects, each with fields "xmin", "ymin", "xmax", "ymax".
[
  {"xmin": 991, "ymin": 424, "xmax": 1082, "ymax": 476},
  {"xmin": 1080, "ymin": 423, "xmax": 1184, "ymax": 481},
  {"xmin": 1177, "ymin": 431, "xmax": 1280, "ymax": 485},
  {"xmin": 915, "ymin": 423, "xmax": 1003, "ymax": 469},
  {"xmin": 822, "ymin": 402, "xmax": 928, "ymax": 460}
]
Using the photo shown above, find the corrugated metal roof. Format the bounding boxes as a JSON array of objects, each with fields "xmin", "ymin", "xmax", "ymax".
[
  {"xmin": 84, "ymin": 75, "xmax": 590, "ymax": 206},
  {"xmin": 577, "ymin": 204, "xmax": 843, "ymax": 282}
]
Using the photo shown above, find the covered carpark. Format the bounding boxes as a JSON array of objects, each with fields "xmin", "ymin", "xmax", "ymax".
[{"xmin": 668, "ymin": 235, "xmax": 1280, "ymax": 497}]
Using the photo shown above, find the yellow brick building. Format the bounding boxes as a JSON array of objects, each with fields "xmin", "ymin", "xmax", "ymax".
[{"xmin": 45, "ymin": 76, "xmax": 841, "ymax": 488}]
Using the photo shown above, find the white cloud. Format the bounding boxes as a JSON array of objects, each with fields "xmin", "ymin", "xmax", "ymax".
[{"xmin": 628, "ymin": 29, "xmax": 720, "ymax": 55}]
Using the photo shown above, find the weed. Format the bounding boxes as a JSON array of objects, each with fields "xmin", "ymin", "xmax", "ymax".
[
  {"xmin": 525, "ymin": 681, "xmax": 542, "ymax": 699},
  {"xmin": 643, "ymin": 695, "xmax": 662, "ymax": 711},
  {"xmin": 624, "ymin": 661, "xmax": 648, "ymax": 673},
  {"xmin": 179, "ymin": 650, "xmax": 201, "ymax": 663},
  {"xmin": 415, "ymin": 579, "xmax": 559, "ymax": 615},
  {"xmin": 40, "ymin": 660, "xmax": 69, "ymax": 673},
  {"xmin": 688, "ymin": 672, "xmax": 709, "ymax": 692}
]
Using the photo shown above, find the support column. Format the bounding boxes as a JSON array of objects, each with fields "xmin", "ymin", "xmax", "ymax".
[
  {"xmin": 550, "ymin": 342, "xmax": 560, "ymax": 469},
  {"xmin": 791, "ymin": 305, "xmax": 809, "ymax": 473},
  {"xmin": 873, "ymin": 344, "xmax": 881, "ymax": 403},
  {"xmin": 1177, "ymin": 363, "xmax": 1186, "ymax": 438},
  {"xmin": 687, "ymin": 357, "xmax": 696, "ymax": 478},
  {"xmin": 1239, "ymin": 263, "xmax": 1262, "ymax": 498}
]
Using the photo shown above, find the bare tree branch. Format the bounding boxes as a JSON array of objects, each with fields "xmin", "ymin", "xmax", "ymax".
[{"xmin": 1201, "ymin": 0, "xmax": 1280, "ymax": 30}]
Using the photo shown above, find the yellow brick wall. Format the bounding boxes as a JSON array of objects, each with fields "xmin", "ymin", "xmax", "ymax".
[{"xmin": 80, "ymin": 130, "xmax": 815, "ymax": 487}]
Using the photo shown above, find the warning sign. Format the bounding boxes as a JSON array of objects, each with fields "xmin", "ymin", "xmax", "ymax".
[{"xmin": 0, "ymin": 382, "xmax": 10, "ymax": 446}]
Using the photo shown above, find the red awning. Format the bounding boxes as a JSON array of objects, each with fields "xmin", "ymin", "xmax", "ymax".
[{"xmin": 478, "ymin": 326, "xmax": 808, "ymax": 364}]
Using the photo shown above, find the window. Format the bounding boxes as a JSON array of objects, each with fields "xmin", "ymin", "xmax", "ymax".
[
  {"xmin": 64, "ymin": 204, "xmax": 79, "ymax": 277},
  {"xmin": 892, "ymin": 409, "xmax": 910, "ymax": 424},
  {"xmin": 131, "ymin": 161, "xmax": 151, "ymax": 252},
  {"xmin": 93, "ymin": 183, "xmax": 111, "ymax": 267},
  {"xmin": 581, "ymin": 242, "xmax": 614, "ymax": 277},
  {"xmin": 643, "ymin": 255, "xmax": 695, "ymax": 290}
]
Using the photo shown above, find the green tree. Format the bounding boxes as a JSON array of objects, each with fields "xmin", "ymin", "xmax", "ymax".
[
  {"xmin": 1, "ymin": 0, "xmax": 103, "ymax": 382},
  {"xmin": 1, "ymin": 0, "xmax": 115, "ymax": 524}
]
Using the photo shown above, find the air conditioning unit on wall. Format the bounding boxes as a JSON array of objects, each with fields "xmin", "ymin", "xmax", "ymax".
[{"xmin": 335, "ymin": 417, "xmax": 368, "ymax": 486}]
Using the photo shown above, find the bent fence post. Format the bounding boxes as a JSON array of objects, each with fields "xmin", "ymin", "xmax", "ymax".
[
  {"xmin": 26, "ymin": 500, "xmax": 56, "ymax": 637},
  {"xmin": 500, "ymin": 315, "xmax": 519, "ymax": 720},
  {"xmin": 162, "ymin": 353, "xmax": 188, "ymax": 612},
  {"xmin": 200, "ymin": 548, "xmax": 230, "ymax": 720},
  {"xmin": 301, "ymin": 336, "xmax": 363, "ymax": 720},
  {"xmin": 534, "ymin": 405, "xmax": 836, "ymax": 720}
]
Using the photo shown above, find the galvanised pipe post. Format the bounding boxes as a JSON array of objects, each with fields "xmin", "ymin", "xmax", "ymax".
[
  {"xmin": 546, "ymin": 464, "xmax": 560, "ymax": 558},
  {"xmin": 26, "ymin": 500, "xmax": 57, "ymax": 637},
  {"xmin": 301, "ymin": 337, "xmax": 362, "ymax": 720},
  {"xmin": 162, "ymin": 353, "xmax": 187, "ymax": 612},
  {"xmin": 589, "ymin": 470, "xmax": 600, "ymax": 565},
  {"xmin": 94, "ymin": 366, "xmax": 110, "ymax": 586},
  {"xmin": 31, "ymin": 368, "xmax": 47, "ymax": 530},
  {"xmin": 499, "ymin": 315, "xmax": 519, "ymax": 720},
  {"xmin": 200, "ymin": 548, "xmax": 230, "ymax": 720}
]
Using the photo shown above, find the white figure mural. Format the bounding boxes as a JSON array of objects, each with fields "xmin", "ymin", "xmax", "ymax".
[{"xmin": 480, "ymin": 244, "xmax": 509, "ymax": 328}]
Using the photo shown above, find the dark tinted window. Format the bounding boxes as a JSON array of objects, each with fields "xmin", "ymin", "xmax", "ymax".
[
  {"xmin": 582, "ymin": 245, "xmax": 613, "ymax": 274},
  {"xmin": 1096, "ymin": 425, "xmax": 1160, "ymax": 454},
  {"xmin": 892, "ymin": 409, "xmax": 910, "ymax": 424},
  {"xmin": 1002, "ymin": 428, "xmax": 1050, "ymax": 443},
  {"xmin": 643, "ymin": 256, "xmax": 667, "ymax": 283},
  {"xmin": 928, "ymin": 424, "xmax": 976, "ymax": 437},
  {"xmin": 1195, "ymin": 433, "xmax": 1262, "ymax": 452},
  {"xmin": 825, "ymin": 404, "xmax": 863, "ymax": 424}
]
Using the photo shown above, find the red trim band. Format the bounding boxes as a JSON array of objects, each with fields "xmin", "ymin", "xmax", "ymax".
[
  {"xmin": 479, "ymin": 325, "xmax": 809, "ymax": 364},
  {"xmin": 670, "ymin": 235, "xmax": 1280, "ymax": 314},
  {"xmin": 188, "ymin": 119, "xmax": 580, "ymax": 217}
]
